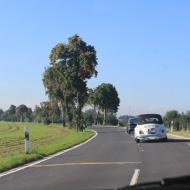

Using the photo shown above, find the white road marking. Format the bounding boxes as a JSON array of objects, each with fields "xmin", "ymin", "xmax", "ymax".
[
  {"xmin": 32, "ymin": 161, "xmax": 142, "ymax": 168},
  {"xmin": 137, "ymin": 144, "xmax": 144, "ymax": 152},
  {"xmin": 0, "ymin": 130, "xmax": 98, "ymax": 178},
  {"xmin": 129, "ymin": 169, "xmax": 140, "ymax": 186}
]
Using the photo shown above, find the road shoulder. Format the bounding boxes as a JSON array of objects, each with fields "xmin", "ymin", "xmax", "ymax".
[{"xmin": 168, "ymin": 133, "xmax": 190, "ymax": 140}]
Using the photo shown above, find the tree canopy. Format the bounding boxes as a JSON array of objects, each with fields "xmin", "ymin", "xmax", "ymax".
[
  {"xmin": 43, "ymin": 35, "xmax": 98, "ymax": 130},
  {"xmin": 89, "ymin": 83, "xmax": 120, "ymax": 125}
]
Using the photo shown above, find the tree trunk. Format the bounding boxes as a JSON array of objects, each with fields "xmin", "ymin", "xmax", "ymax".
[
  {"xmin": 76, "ymin": 110, "xmax": 79, "ymax": 132},
  {"xmin": 51, "ymin": 115, "xmax": 54, "ymax": 124},
  {"xmin": 61, "ymin": 102, "xmax": 65, "ymax": 127},
  {"xmin": 96, "ymin": 110, "xmax": 99, "ymax": 125},
  {"xmin": 21, "ymin": 115, "xmax": 23, "ymax": 122},
  {"xmin": 64, "ymin": 97, "xmax": 71, "ymax": 127},
  {"xmin": 78, "ymin": 106, "xmax": 82, "ymax": 131},
  {"xmin": 93, "ymin": 105, "xmax": 97, "ymax": 125},
  {"xmin": 103, "ymin": 108, "xmax": 107, "ymax": 125},
  {"xmin": 76, "ymin": 103, "xmax": 82, "ymax": 132}
]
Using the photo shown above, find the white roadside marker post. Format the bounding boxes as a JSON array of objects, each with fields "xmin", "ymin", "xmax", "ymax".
[{"xmin": 24, "ymin": 128, "xmax": 30, "ymax": 153}]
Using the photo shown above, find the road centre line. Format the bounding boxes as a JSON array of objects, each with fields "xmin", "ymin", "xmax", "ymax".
[
  {"xmin": 129, "ymin": 169, "xmax": 140, "ymax": 186},
  {"xmin": 31, "ymin": 161, "xmax": 142, "ymax": 168},
  {"xmin": 137, "ymin": 144, "xmax": 144, "ymax": 152}
]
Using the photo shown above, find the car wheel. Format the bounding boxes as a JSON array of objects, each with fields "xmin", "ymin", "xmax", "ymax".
[
  {"xmin": 162, "ymin": 137, "xmax": 168, "ymax": 142},
  {"xmin": 135, "ymin": 138, "xmax": 140, "ymax": 143}
]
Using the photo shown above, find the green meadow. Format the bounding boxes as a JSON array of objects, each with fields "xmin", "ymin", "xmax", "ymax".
[{"xmin": 0, "ymin": 122, "xmax": 94, "ymax": 172}]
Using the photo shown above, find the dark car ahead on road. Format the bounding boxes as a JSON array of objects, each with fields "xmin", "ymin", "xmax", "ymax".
[{"xmin": 126, "ymin": 118, "xmax": 137, "ymax": 134}]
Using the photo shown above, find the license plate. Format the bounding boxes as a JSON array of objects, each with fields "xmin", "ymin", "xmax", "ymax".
[
  {"xmin": 148, "ymin": 137, "xmax": 157, "ymax": 140},
  {"xmin": 148, "ymin": 128, "xmax": 156, "ymax": 134}
]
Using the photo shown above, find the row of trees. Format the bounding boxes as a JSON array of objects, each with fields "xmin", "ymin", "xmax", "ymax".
[
  {"xmin": 0, "ymin": 103, "xmax": 61, "ymax": 123},
  {"xmin": 88, "ymin": 84, "xmax": 120, "ymax": 125},
  {"xmin": 0, "ymin": 105, "xmax": 32, "ymax": 122},
  {"xmin": 163, "ymin": 110, "xmax": 190, "ymax": 131},
  {"xmin": 0, "ymin": 96, "xmax": 119, "ymax": 126},
  {"xmin": 83, "ymin": 109, "xmax": 119, "ymax": 126}
]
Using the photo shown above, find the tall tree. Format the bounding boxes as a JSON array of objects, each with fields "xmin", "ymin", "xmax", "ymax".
[
  {"xmin": 16, "ymin": 105, "xmax": 28, "ymax": 122},
  {"xmin": 43, "ymin": 35, "xmax": 98, "ymax": 130},
  {"xmin": 33, "ymin": 105, "xmax": 42, "ymax": 123},
  {"xmin": 0, "ymin": 109, "xmax": 4, "ymax": 121},
  {"xmin": 26, "ymin": 107, "xmax": 33, "ymax": 122},
  {"xmin": 93, "ymin": 83, "xmax": 120, "ymax": 125},
  {"xmin": 40, "ymin": 101, "xmax": 52, "ymax": 124},
  {"xmin": 163, "ymin": 110, "xmax": 180, "ymax": 130},
  {"xmin": 7, "ymin": 105, "xmax": 17, "ymax": 121},
  {"xmin": 88, "ymin": 89, "xmax": 101, "ymax": 125},
  {"xmin": 49, "ymin": 101, "xmax": 61, "ymax": 123}
]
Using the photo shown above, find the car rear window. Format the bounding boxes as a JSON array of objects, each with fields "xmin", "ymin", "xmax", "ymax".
[
  {"xmin": 137, "ymin": 114, "xmax": 163, "ymax": 125},
  {"xmin": 128, "ymin": 118, "xmax": 137, "ymax": 124}
]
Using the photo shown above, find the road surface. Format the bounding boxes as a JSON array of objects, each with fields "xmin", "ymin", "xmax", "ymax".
[{"xmin": 1, "ymin": 127, "xmax": 190, "ymax": 190}]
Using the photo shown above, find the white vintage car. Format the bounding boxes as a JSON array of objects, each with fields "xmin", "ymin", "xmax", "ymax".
[{"xmin": 134, "ymin": 114, "xmax": 167, "ymax": 143}]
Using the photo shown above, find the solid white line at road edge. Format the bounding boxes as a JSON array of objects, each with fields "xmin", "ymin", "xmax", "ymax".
[
  {"xmin": 0, "ymin": 129, "xmax": 98, "ymax": 179},
  {"xmin": 129, "ymin": 169, "xmax": 140, "ymax": 186}
]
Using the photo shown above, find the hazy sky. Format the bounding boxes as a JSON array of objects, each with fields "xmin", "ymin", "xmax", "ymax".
[{"xmin": 0, "ymin": 0, "xmax": 190, "ymax": 116}]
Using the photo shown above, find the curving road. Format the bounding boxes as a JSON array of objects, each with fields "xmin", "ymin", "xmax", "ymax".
[{"xmin": 1, "ymin": 127, "xmax": 190, "ymax": 190}]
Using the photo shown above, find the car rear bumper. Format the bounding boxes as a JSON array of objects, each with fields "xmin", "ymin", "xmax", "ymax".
[{"xmin": 136, "ymin": 134, "xmax": 167, "ymax": 141}]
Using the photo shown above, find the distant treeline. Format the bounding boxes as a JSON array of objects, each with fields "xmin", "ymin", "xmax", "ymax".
[
  {"xmin": 0, "ymin": 103, "xmax": 119, "ymax": 126},
  {"xmin": 0, "ymin": 103, "xmax": 61, "ymax": 124},
  {"xmin": 0, "ymin": 105, "xmax": 33, "ymax": 122},
  {"xmin": 163, "ymin": 110, "xmax": 190, "ymax": 131}
]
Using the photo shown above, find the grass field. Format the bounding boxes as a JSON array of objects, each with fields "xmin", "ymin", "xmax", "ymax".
[
  {"xmin": 0, "ymin": 122, "xmax": 95, "ymax": 172},
  {"xmin": 170, "ymin": 130, "xmax": 190, "ymax": 138}
]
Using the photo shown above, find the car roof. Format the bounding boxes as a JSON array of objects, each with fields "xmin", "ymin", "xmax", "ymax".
[
  {"xmin": 128, "ymin": 117, "xmax": 137, "ymax": 123},
  {"xmin": 137, "ymin": 114, "xmax": 162, "ymax": 118}
]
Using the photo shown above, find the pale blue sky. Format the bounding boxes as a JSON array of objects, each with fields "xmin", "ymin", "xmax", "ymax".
[{"xmin": 0, "ymin": 0, "xmax": 190, "ymax": 115}]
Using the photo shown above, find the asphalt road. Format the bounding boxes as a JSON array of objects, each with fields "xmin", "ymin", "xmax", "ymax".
[{"xmin": 1, "ymin": 127, "xmax": 190, "ymax": 190}]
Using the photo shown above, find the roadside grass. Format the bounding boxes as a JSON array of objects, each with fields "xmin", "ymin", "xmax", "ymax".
[
  {"xmin": 0, "ymin": 122, "xmax": 95, "ymax": 173},
  {"xmin": 94, "ymin": 125, "xmax": 120, "ymax": 128},
  {"xmin": 169, "ymin": 130, "xmax": 190, "ymax": 138}
]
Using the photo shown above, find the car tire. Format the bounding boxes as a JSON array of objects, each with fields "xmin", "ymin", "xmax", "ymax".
[
  {"xmin": 135, "ymin": 138, "xmax": 140, "ymax": 143},
  {"xmin": 162, "ymin": 137, "xmax": 168, "ymax": 142}
]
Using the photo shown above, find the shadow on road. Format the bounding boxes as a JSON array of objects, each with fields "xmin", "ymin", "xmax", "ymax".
[
  {"xmin": 167, "ymin": 138, "xmax": 190, "ymax": 143},
  {"xmin": 93, "ymin": 129, "xmax": 125, "ymax": 134},
  {"xmin": 142, "ymin": 138, "xmax": 190, "ymax": 144}
]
